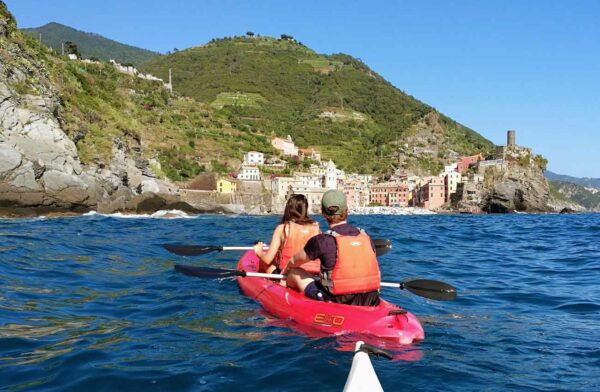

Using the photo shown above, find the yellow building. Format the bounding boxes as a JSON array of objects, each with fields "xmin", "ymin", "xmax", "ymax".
[{"xmin": 217, "ymin": 178, "xmax": 237, "ymax": 194}]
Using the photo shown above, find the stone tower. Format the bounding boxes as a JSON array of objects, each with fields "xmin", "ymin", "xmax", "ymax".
[{"xmin": 507, "ymin": 130, "xmax": 516, "ymax": 146}]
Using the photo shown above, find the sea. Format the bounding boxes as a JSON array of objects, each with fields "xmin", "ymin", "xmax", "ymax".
[{"xmin": 0, "ymin": 212, "xmax": 599, "ymax": 391}]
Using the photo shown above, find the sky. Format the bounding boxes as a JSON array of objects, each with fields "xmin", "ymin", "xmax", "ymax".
[{"xmin": 5, "ymin": 0, "xmax": 600, "ymax": 178}]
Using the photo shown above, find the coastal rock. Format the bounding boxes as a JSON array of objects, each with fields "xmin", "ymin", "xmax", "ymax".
[
  {"xmin": 0, "ymin": 143, "xmax": 21, "ymax": 173},
  {"xmin": 481, "ymin": 163, "xmax": 550, "ymax": 213},
  {"xmin": 0, "ymin": 8, "xmax": 186, "ymax": 217}
]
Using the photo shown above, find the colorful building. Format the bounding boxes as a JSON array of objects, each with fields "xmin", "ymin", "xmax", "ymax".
[
  {"xmin": 370, "ymin": 181, "xmax": 409, "ymax": 207},
  {"xmin": 388, "ymin": 184, "xmax": 410, "ymax": 207},
  {"xmin": 413, "ymin": 176, "xmax": 445, "ymax": 210},
  {"xmin": 457, "ymin": 154, "xmax": 484, "ymax": 174},
  {"xmin": 217, "ymin": 178, "xmax": 237, "ymax": 194},
  {"xmin": 343, "ymin": 179, "xmax": 370, "ymax": 209}
]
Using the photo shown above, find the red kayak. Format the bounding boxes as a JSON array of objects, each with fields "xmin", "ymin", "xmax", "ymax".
[{"xmin": 236, "ymin": 250, "xmax": 425, "ymax": 344}]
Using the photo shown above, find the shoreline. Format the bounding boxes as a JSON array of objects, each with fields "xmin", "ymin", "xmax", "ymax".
[
  {"xmin": 350, "ymin": 206, "xmax": 436, "ymax": 215},
  {"xmin": 0, "ymin": 206, "xmax": 587, "ymax": 220}
]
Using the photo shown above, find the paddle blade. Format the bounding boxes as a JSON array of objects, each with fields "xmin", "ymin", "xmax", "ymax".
[
  {"xmin": 358, "ymin": 343, "xmax": 393, "ymax": 360},
  {"xmin": 174, "ymin": 264, "xmax": 240, "ymax": 279},
  {"xmin": 373, "ymin": 239, "xmax": 392, "ymax": 257},
  {"xmin": 163, "ymin": 244, "xmax": 223, "ymax": 256},
  {"xmin": 403, "ymin": 279, "xmax": 457, "ymax": 301}
]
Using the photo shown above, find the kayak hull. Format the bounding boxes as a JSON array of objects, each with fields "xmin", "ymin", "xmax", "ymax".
[
  {"xmin": 343, "ymin": 341, "xmax": 384, "ymax": 392},
  {"xmin": 236, "ymin": 250, "xmax": 424, "ymax": 344}
]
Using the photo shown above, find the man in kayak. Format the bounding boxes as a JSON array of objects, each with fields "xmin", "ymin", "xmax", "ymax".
[{"xmin": 282, "ymin": 189, "xmax": 381, "ymax": 306}]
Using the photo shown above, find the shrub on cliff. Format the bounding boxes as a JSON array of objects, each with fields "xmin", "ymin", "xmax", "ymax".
[{"xmin": 0, "ymin": 1, "xmax": 17, "ymax": 37}]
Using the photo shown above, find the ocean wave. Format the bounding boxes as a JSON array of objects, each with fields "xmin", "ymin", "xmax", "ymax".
[
  {"xmin": 92, "ymin": 210, "xmax": 195, "ymax": 219},
  {"xmin": 554, "ymin": 302, "xmax": 600, "ymax": 313},
  {"xmin": 350, "ymin": 206, "xmax": 436, "ymax": 215}
]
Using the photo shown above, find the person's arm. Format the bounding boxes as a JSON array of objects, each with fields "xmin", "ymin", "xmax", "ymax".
[
  {"xmin": 253, "ymin": 224, "xmax": 284, "ymax": 265},
  {"xmin": 281, "ymin": 249, "xmax": 309, "ymax": 275}
]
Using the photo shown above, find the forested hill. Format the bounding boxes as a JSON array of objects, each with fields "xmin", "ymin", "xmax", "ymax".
[
  {"xmin": 549, "ymin": 181, "xmax": 600, "ymax": 212},
  {"xmin": 545, "ymin": 171, "xmax": 600, "ymax": 190},
  {"xmin": 141, "ymin": 36, "xmax": 494, "ymax": 174},
  {"xmin": 22, "ymin": 22, "xmax": 160, "ymax": 66}
]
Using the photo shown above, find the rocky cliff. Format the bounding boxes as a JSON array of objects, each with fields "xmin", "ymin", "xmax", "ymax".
[
  {"xmin": 0, "ymin": 3, "xmax": 198, "ymax": 216},
  {"xmin": 481, "ymin": 165, "xmax": 550, "ymax": 213},
  {"xmin": 480, "ymin": 146, "xmax": 551, "ymax": 213}
]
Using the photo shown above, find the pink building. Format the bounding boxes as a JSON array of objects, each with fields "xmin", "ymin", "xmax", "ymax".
[
  {"xmin": 343, "ymin": 179, "xmax": 369, "ymax": 208},
  {"xmin": 457, "ymin": 154, "xmax": 484, "ymax": 174},
  {"xmin": 388, "ymin": 187, "xmax": 410, "ymax": 207},
  {"xmin": 413, "ymin": 177, "xmax": 445, "ymax": 210},
  {"xmin": 370, "ymin": 182, "xmax": 409, "ymax": 207}
]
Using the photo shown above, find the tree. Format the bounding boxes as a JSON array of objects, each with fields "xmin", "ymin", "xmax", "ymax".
[
  {"xmin": 64, "ymin": 41, "xmax": 80, "ymax": 58},
  {"xmin": 246, "ymin": 31, "xmax": 254, "ymax": 37}
]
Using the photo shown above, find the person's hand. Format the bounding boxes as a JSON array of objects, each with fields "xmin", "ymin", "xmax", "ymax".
[{"xmin": 253, "ymin": 242, "xmax": 266, "ymax": 256}]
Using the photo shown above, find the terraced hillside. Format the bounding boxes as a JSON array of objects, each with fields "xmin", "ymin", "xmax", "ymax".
[{"xmin": 142, "ymin": 36, "xmax": 494, "ymax": 175}]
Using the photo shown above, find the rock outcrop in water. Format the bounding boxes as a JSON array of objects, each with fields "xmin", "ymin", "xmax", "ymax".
[
  {"xmin": 481, "ymin": 164, "xmax": 550, "ymax": 213},
  {"xmin": 452, "ymin": 145, "xmax": 552, "ymax": 213},
  {"xmin": 480, "ymin": 146, "xmax": 551, "ymax": 213}
]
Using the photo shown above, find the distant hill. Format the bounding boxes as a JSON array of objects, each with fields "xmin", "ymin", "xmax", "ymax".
[
  {"xmin": 548, "ymin": 180, "xmax": 600, "ymax": 211},
  {"xmin": 21, "ymin": 22, "xmax": 160, "ymax": 66},
  {"xmin": 141, "ymin": 36, "xmax": 494, "ymax": 174},
  {"xmin": 545, "ymin": 171, "xmax": 600, "ymax": 189}
]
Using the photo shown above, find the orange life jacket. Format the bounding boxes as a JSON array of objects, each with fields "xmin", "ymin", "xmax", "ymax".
[
  {"xmin": 321, "ymin": 230, "xmax": 380, "ymax": 295},
  {"xmin": 278, "ymin": 222, "xmax": 320, "ymax": 273}
]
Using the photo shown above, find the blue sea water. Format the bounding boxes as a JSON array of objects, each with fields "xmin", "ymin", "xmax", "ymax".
[{"xmin": 0, "ymin": 212, "xmax": 599, "ymax": 391}]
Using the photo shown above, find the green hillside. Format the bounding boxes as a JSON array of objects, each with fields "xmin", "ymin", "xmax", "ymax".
[
  {"xmin": 2, "ymin": 13, "xmax": 271, "ymax": 182},
  {"xmin": 549, "ymin": 181, "xmax": 600, "ymax": 211},
  {"xmin": 22, "ymin": 22, "xmax": 160, "ymax": 66},
  {"xmin": 545, "ymin": 171, "xmax": 600, "ymax": 189},
  {"xmin": 141, "ymin": 36, "xmax": 494, "ymax": 174},
  {"xmin": 8, "ymin": 10, "xmax": 495, "ymax": 182}
]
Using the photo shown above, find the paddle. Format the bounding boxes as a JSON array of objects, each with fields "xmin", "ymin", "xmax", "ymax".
[
  {"xmin": 164, "ymin": 238, "xmax": 392, "ymax": 257},
  {"xmin": 174, "ymin": 265, "xmax": 457, "ymax": 301},
  {"xmin": 355, "ymin": 341, "xmax": 393, "ymax": 360}
]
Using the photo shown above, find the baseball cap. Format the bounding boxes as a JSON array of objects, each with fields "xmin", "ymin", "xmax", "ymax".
[{"xmin": 321, "ymin": 189, "xmax": 347, "ymax": 215}]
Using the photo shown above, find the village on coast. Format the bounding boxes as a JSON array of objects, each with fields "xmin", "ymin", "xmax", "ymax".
[{"xmin": 178, "ymin": 130, "xmax": 529, "ymax": 215}]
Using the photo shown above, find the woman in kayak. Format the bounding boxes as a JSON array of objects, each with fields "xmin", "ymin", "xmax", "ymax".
[
  {"xmin": 281, "ymin": 190, "xmax": 380, "ymax": 306},
  {"xmin": 253, "ymin": 194, "xmax": 320, "ymax": 274}
]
